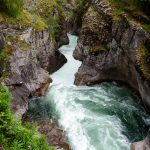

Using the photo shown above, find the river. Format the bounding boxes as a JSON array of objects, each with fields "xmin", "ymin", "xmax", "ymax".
[{"xmin": 28, "ymin": 34, "xmax": 149, "ymax": 150}]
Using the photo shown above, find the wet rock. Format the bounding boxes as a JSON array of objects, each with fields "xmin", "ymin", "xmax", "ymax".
[
  {"xmin": 37, "ymin": 119, "xmax": 71, "ymax": 150},
  {"xmin": 131, "ymin": 130, "xmax": 150, "ymax": 150},
  {"xmin": 74, "ymin": 0, "xmax": 150, "ymax": 110},
  {"xmin": 73, "ymin": 1, "xmax": 150, "ymax": 149},
  {"xmin": 0, "ymin": 145, "xmax": 4, "ymax": 150},
  {"xmin": 48, "ymin": 50, "xmax": 67, "ymax": 74},
  {"xmin": 0, "ymin": 25, "xmax": 68, "ymax": 118}
]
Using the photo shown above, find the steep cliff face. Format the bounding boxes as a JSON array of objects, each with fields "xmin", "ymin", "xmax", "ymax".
[
  {"xmin": 0, "ymin": 0, "xmax": 69, "ymax": 117},
  {"xmin": 0, "ymin": 26, "xmax": 68, "ymax": 118},
  {"xmin": 73, "ymin": 0, "xmax": 150, "ymax": 149},
  {"xmin": 74, "ymin": 0, "xmax": 150, "ymax": 111},
  {"xmin": 63, "ymin": 0, "xmax": 92, "ymax": 35}
]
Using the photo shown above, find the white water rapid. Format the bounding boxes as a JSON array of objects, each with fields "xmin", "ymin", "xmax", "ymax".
[{"xmin": 30, "ymin": 34, "xmax": 149, "ymax": 150}]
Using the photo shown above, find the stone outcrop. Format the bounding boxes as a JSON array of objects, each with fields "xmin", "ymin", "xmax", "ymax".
[
  {"xmin": 131, "ymin": 130, "xmax": 150, "ymax": 150},
  {"xmin": 37, "ymin": 119, "xmax": 70, "ymax": 150},
  {"xmin": 74, "ymin": 0, "xmax": 150, "ymax": 110},
  {"xmin": 0, "ymin": 0, "xmax": 70, "ymax": 118},
  {"xmin": 63, "ymin": 0, "xmax": 92, "ymax": 35},
  {"xmin": 73, "ymin": 0, "xmax": 150, "ymax": 149},
  {"xmin": 0, "ymin": 25, "xmax": 68, "ymax": 118},
  {"xmin": 0, "ymin": 1, "xmax": 70, "ymax": 149}
]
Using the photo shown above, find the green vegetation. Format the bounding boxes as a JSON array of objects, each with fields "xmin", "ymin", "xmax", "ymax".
[
  {"xmin": 0, "ymin": 1, "xmax": 63, "ymax": 148},
  {"xmin": 33, "ymin": 15, "xmax": 48, "ymax": 32},
  {"xmin": 89, "ymin": 45, "xmax": 107, "ymax": 54},
  {"xmin": 47, "ymin": 16, "xmax": 61, "ymax": 40},
  {"xmin": 112, "ymin": 8, "xmax": 124, "ymax": 15},
  {"xmin": 0, "ymin": 52, "xmax": 8, "ymax": 61},
  {"xmin": 34, "ymin": 0, "xmax": 64, "ymax": 18},
  {"xmin": 33, "ymin": 0, "xmax": 64, "ymax": 39},
  {"xmin": 109, "ymin": 0, "xmax": 150, "ymax": 9},
  {"xmin": 143, "ymin": 24, "xmax": 150, "ymax": 33},
  {"xmin": 74, "ymin": 0, "xmax": 89, "ymax": 17},
  {"xmin": 109, "ymin": 0, "xmax": 150, "ymax": 31},
  {"xmin": 0, "ymin": 0, "xmax": 24, "ymax": 17},
  {"xmin": 0, "ymin": 0, "xmax": 63, "ymax": 38},
  {"xmin": 136, "ymin": 45, "xmax": 150, "ymax": 79},
  {"xmin": 0, "ymin": 84, "xmax": 55, "ymax": 150}
]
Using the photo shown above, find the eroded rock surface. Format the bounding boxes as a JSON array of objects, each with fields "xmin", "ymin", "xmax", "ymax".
[
  {"xmin": 0, "ymin": 25, "xmax": 68, "ymax": 118},
  {"xmin": 73, "ymin": 0, "xmax": 150, "ymax": 149},
  {"xmin": 131, "ymin": 131, "xmax": 150, "ymax": 150},
  {"xmin": 37, "ymin": 119, "xmax": 70, "ymax": 150},
  {"xmin": 74, "ymin": 0, "xmax": 150, "ymax": 110}
]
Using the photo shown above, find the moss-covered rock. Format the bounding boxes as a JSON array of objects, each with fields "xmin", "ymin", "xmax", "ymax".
[
  {"xmin": 74, "ymin": 0, "xmax": 150, "ymax": 114},
  {"xmin": 136, "ymin": 45, "xmax": 150, "ymax": 79}
]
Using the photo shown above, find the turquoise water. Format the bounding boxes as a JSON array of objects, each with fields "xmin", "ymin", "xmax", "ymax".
[{"xmin": 28, "ymin": 35, "xmax": 149, "ymax": 150}]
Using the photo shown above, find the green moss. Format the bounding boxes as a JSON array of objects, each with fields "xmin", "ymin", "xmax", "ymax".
[
  {"xmin": 47, "ymin": 16, "xmax": 61, "ymax": 40},
  {"xmin": 112, "ymin": 8, "xmax": 124, "ymax": 15},
  {"xmin": 0, "ymin": 9, "xmax": 48, "ymax": 31},
  {"xmin": 33, "ymin": 15, "xmax": 48, "ymax": 32},
  {"xmin": 0, "ymin": 0, "xmax": 64, "ymax": 39},
  {"xmin": 136, "ymin": 45, "xmax": 150, "ymax": 79},
  {"xmin": 0, "ymin": 0, "xmax": 24, "ymax": 17},
  {"xmin": 32, "ymin": 0, "xmax": 64, "ymax": 39},
  {"xmin": 108, "ymin": 0, "xmax": 149, "ymax": 20},
  {"xmin": 67, "ymin": 11, "xmax": 75, "ymax": 22},
  {"xmin": 19, "ymin": 42, "xmax": 29, "ymax": 51},
  {"xmin": 108, "ymin": 0, "xmax": 144, "ymax": 9},
  {"xmin": 89, "ymin": 45, "xmax": 107, "ymax": 54},
  {"xmin": 0, "ymin": 12, "xmax": 5, "ymax": 23},
  {"xmin": 34, "ymin": 0, "xmax": 64, "ymax": 19},
  {"xmin": 82, "ymin": 7, "xmax": 101, "ymax": 32},
  {"xmin": 0, "ymin": 52, "xmax": 8, "ymax": 61},
  {"xmin": 0, "ymin": 84, "xmax": 55, "ymax": 150},
  {"xmin": 5, "ymin": 10, "xmax": 32, "ymax": 29},
  {"xmin": 142, "ymin": 24, "xmax": 150, "ymax": 33},
  {"xmin": 2, "ymin": 36, "xmax": 18, "ymax": 56},
  {"xmin": 0, "ymin": 44, "xmax": 12, "ymax": 60}
]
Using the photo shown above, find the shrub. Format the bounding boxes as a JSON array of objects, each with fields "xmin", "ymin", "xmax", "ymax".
[
  {"xmin": 47, "ymin": 16, "xmax": 61, "ymax": 40},
  {"xmin": 0, "ymin": 84, "xmax": 55, "ymax": 150},
  {"xmin": 0, "ymin": 0, "xmax": 24, "ymax": 17}
]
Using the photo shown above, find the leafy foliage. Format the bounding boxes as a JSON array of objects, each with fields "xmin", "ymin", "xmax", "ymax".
[
  {"xmin": 0, "ymin": 0, "xmax": 24, "ymax": 17},
  {"xmin": 0, "ymin": 84, "xmax": 55, "ymax": 150}
]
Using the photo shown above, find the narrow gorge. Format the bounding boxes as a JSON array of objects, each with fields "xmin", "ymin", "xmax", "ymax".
[
  {"xmin": 0, "ymin": 0, "xmax": 150, "ymax": 150},
  {"xmin": 28, "ymin": 34, "xmax": 150, "ymax": 150}
]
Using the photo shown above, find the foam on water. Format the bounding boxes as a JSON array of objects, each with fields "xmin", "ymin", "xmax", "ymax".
[
  {"xmin": 28, "ymin": 34, "xmax": 149, "ymax": 150},
  {"xmin": 51, "ymin": 35, "xmax": 81, "ymax": 86},
  {"xmin": 46, "ymin": 85, "xmax": 131, "ymax": 150}
]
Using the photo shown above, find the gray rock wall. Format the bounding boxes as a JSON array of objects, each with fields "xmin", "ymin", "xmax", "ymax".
[
  {"xmin": 0, "ymin": 26, "xmax": 68, "ymax": 118},
  {"xmin": 74, "ymin": 0, "xmax": 150, "ymax": 111},
  {"xmin": 73, "ymin": 1, "xmax": 150, "ymax": 148}
]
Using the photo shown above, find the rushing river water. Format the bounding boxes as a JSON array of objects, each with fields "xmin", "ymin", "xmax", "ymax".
[{"xmin": 28, "ymin": 35, "xmax": 149, "ymax": 150}]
